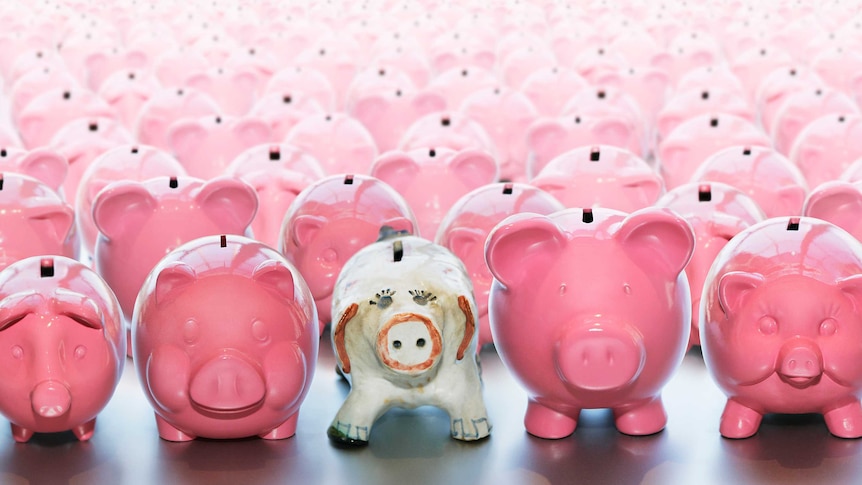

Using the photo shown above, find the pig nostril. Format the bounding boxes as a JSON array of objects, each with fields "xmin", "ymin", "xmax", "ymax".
[
  {"xmin": 417, "ymin": 338, "xmax": 426, "ymax": 347},
  {"xmin": 393, "ymin": 340, "xmax": 402, "ymax": 349}
]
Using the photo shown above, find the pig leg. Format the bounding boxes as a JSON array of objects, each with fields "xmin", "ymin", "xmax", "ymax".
[
  {"xmin": 613, "ymin": 396, "xmax": 667, "ymax": 435},
  {"xmin": 719, "ymin": 398, "xmax": 762, "ymax": 439},
  {"xmin": 824, "ymin": 401, "xmax": 862, "ymax": 438},
  {"xmin": 10, "ymin": 424, "xmax": 34, "ymax": 443},
  {"xmin": 259, "ymin": 413, "xmax": 299, "ymax": 440},
  {"xmin": 155, "ymin": 414, "xmax": 195, "ymax": 442},
  {"xmin": 440, "ymin": 386, "xmax": 490, "ymax": 441},
  {"xmin": 72, "ymin": 418, "xmax": 96, "ymax": 441},
  {"xmin": 524, "ymin": 398, "xmax": 578, "ymax": 439},
  {"xmin": 327, "ymin": 389, "xmax": 387, "ymax": 446}
]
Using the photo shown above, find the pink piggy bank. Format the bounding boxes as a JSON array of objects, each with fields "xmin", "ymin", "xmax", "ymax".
[
  {"xmin": 284, "ymin": 113, "xmax": 379, "ymax": 175},
  {"xmin": 133, "ymin": 234, "xmax": 317, "ymax": 441},
  {"xmin": 655, "ymin": 182, "xmax": 765, "ymax": 348},
  {"xmin": 17, "ymin": 87, "xmax": 116, "ymax": 149},
  {"xmin": 398, "ymin": 111, "xmax": 497, "ymax": 157},
  {"xmin": 93, "ymin": 176, "xmax": 258, "ymax": 345},
  {"xmin": 134, "ymin": 87, "xmax": 221, "ymax": 152},
  {"xmin": 789, "ymin": 113, "xmax": 862, "ymax": 189},
  {"xmin": 371, "ymin": 147, "xmax": 498, "ymax": 239},
  {"xmin": 168, "ymin": 115, "xmax": 272, "ymax": 180},
  {"xmin": 0, "ymin": 147, "xmax": 67, "ymax": 194},
  {"xmin": 530, "ymin": 145, "xmax": 664, "ymax": 213},
  {"xmin": 280, "ymin": 174, "xmax": 417, "ymax": 334},
  {"xmin": 0, "ymin": 172, "xmax": 77, "ymax": 271},
  {"xmin": 485, "ymin": 207, "xmax": 695, "ymax": 438},
  {"xmin": 770, "ymin": 87, "xmax": 859, "ymax": 156},
  {"xmin": 520, "ymin": 66, "xmax": 590, "ymax": 117},
  {"xmin": 701, "ymin": 216, "xmax": 862, "ymax": 438},
  {"xmin": 0, "ymin": 255, "xmax": 124, "ymax": 442},
  {"xmin": 435, "ymin": 183, "xmax": 564, "ymax": 349}
]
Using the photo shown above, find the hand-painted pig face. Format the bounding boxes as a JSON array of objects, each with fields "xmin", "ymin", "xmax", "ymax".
[
  {"xmin": 0, "ymin": 256, "xmax": 124, "ymax": 442},
  {"xmin": 485, "ymin": 207, "xmax": 694, "ymax": 438},
  {"xmin": 133, "ymin": 235, "xmax": 317, "ymax": 441},
  {"xmin": 280, "ymin": 174, "xmax": 416, "ymax": 333}
]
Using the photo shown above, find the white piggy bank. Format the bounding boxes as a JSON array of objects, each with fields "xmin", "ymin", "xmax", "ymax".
[{"xmin": 329, "ymin": 234, "xmax": 490, "ymax": 446}]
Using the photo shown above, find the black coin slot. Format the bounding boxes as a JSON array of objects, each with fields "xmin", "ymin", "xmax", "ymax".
[
  {"xmin": 743, "ymin": 147, "xmax": 751, "ymax": 155},
  {"xmin": 169, "ymin": 177, "xmax": 178, "ymax": 189},
  {"xmin": 502, "ymin": 183, "xmax": 513, "ymax": 195},
  {"xmin": 582, "ymin": 208, "xmax": 594, "ymax": 223},
  {"xmin": 282, "ymin": 94, "xmax": 292, "ymax": 104},
  {"xmin": 0, "ymin": 174, "xmax": 4, "ymax": 190},
  {"xmin": 88, "ymin": 121, "xmax": 98, "ymax": 131},
  {"xmin": 269, "ymin": 146, "xmax": 281, "ymax": 161},
  {"xmin": 698, "ymin": 184, "xmax": 712, "ymax": 202},
  {"xmin": 344, "ymin": 174, "xmax": 354, "ymax": 185},
  {"xmin": 590, "ymin": 147, "xmax": 600, "ymax": 161},
  {"xmin": 40, "ymin": 258, "xmax": 54, "ymax": 278},
  {"xmin": 701, "ymin": 91, "xmax": 709, "ymax": 100},
  {"xmin": 395, "ymin": 89, "xmax": 402, "ymax": 97},
  {"xmin": 215, "ymin": 116, "xmax": 222, "ymax": 124},
  {"xmin": 461, "ymin": 69, "xmax": 468, "ymax": 77},
  {"xmin": 325, "ymin": 114, "xmax": 332, "ymax": 121},
  {"xmin": 177, "ymin": 88, "xmax": 184, "ymax": 96},
  {"xmin": 62, "ymin": 91, "xmax": 71, "ymax": 100},
  {"xmin": 131, "ymin": 146, "xmax": 139, "ymax": 154},
  {"xmin": 429, "ymin": 148, "xmax": 436, "ymax": 157},
  {"xmin": 0, "ymin": 149, "xmax": 6, "ymax": 157},
  {"xmin": 574, "ymin": 116, "xmax": 581, "ymax": 124},
  {"xmin": 393, "ymin": 240, "xmax": 404, "ymax": 262},
  {"xmin": 597, "ymin": 90, "xmax": 606, "ymax": 99},
  {"xmin": 220, "ymin": 235, "xmax": 227, "ymax": 247},
  {"xmin": 441, "ymin": 117, "xmax": 450, "ymax": 126},
  {"xmin": 710, "ymin": 117, "xmax": 719, "ymax": 127},
  {"xmin": 787, "ymin": 218, "xmax": 800, "ymax": 231},
  {"xmin": 839, "ymin": 116, "xmax": 846, "ymax": 123}
]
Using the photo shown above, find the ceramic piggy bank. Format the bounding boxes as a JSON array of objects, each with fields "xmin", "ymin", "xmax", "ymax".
[
  {"xmin": 329, "ymin": 235, "xmax": 490, "ymax": 445},
  {"xmin": 284, "ymin": 113, "xmax": 378, "ymax": 175},
  {"xmin": 435, "ymin": 183, "xmax": 564, "ymax": 349},
  {"xmin": 133, "ymin": 235, "xmax": 317, "ymax": 441},
  {"xmin": 280, "ymin": 174, "xmax": 417, "ymax": 334},
  {"xmin": 701, "ymin": 217, "xmax": 862, "ymax": 439},
  {"xmin": 655, "ymin": 183, "xmax": 765, "ymax": 348},
  {"xmin": 485, "ymin": 207, "xmax": 695, "ymax": 438},
  {"xmin": 168, "ymin": 115, "xmax": 272, "ymax": 180},
  {"xmin": 0, "ymin": 256, "xmax": 124, "ymax": 442}
]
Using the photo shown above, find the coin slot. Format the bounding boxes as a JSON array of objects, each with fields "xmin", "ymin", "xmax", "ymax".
[
  {"xmin": 582, "ymin": 208, "xmax": 594, "ymax": 223},
  {"xmin": 710, "ymin": 117, "xmax": 719, "ymax": 127},
  {"xmin": 441, "ymin": 117, "xmax": 450, "ymax": 126},
  {"xmin": 40, "ymin": 258, "xmax": 54, "ymax": 278},
  {"xmin": 787, "ymin": 218, "xmax": 800, "ymax": 231},
  {"xmin": 502, "ymin": 183, "xmax": 513, "ymax": 195},
  {"xmin": 220, "ymin": 235, "xmax": 227, "ymax": 247},
  {"xmin": 269, "ymin": 146, "xmax": 281, "ymax": 161},
  {"xmin": 743, "ymin": 147, "xmax": 751, "ymax": 155},
  {"xmin": 590, "ymin": 147, "xmax": 600, "ymax": 161},
  {"xmin": 698, "ymin": 184, "xmax": 712, "ymax": 202},
  {"xmin": 393, "ymin": 240, "xmax": 404, "ymax": 262},
  {"xmin": 344, "ymin": 174, "xmax": 354, "ymax": 185},
  {"xmin": 169, "ymin": 177, "xmax": 178, "ymax": 189}
]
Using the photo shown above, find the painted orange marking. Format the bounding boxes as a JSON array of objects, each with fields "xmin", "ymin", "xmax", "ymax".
[
  {"xmin": 334, "ymin": 303, "xmax": 358, "ymax": 373},
  {"xmin": 457, "ymin": 295, "xmax": 475, "ymax": 360},
  {"xmin": 377, "ymin": 313, "xmax": 442, "ymax": 372}
]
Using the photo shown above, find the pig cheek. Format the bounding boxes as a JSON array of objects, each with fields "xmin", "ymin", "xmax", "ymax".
[
  {"xmin": 145, "ymin": 344, "xmax": 191, "ymax": 414},
  {"xmin": 820, "ymin": 325, "xmax": 862, "ymax": 388},
  {"xmin": 262, "ymin": 341, "xmax": 307, "ymax": 411},
  {"xmin": 720, "ymin": 322, "xmax": 780, "ymax": 386}
]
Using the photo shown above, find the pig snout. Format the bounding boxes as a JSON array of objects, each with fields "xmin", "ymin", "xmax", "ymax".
[
  {"xmin": 555, "ymin": 326, "xmax": 645, "ymax": 392},
  {"xmin": 189, "ymin": 354, "xmax": 266, "ymax": 414},
  {"xmin": 376, "ymin": 313, "xmax": 442, "ymax": 374},
  {"xmin": 31, "ymin": 380, "xmax": 72, "ymax": 418},
  {"xmin": 777, "ymin": 340, "xmax": 823, "ymax": 387}
]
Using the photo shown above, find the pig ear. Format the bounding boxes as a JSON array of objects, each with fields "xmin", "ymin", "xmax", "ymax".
[
  {"xmin": 707, "ymin": 214, "xmax": 750, "ymax": 240},
  {"xmin": 252, "ymin": 260, "xmax": 295, "ymax": 300},
  {"xmin": 352, "ymin": 94, "xmax": 387, "ymax": 124},
  {"xmin": 659, "ymin": 142, "xmax": 688, "ymax": 172},
  {"xmin": 155, "ymin": 262, "xmax": 197, "ymax": 304},
  {"xmin": 621, "ymin": 172, "xmax": 664, "ymax": 205},
  {"xmin": 443, "ymin": 226, "xmax": 485, "ymax": 258},
  {"xmin": 18, "ymin": 149, "xmax": 68, "ymax": 191},
  {"xmin": 291, "ymin": 214, "xmax": 327, "ymax": 246},
  {"xmin": 370, "ymin": 151, "xmax": 420, "ymax": 190},
  {"xmin": 649, "ymin": 52, "xmax": 674, "ymax": 72},
  {"xmin": 803, "ymin": 182, "xmax": 862, "ymax": 234},
  {"xmin": 412, "ymin": 90, "xmax": 447, "ymax": 113},
  {"xmin": 195, "ymin": 177, "xmax": 258, "ymax": 233},
  {"xmin": 28, "ymin": 204, "xmax": 74, "ymax": 243},
  {"xmin": 526, "ymin": 118, "xmax": 566, "ymax": 164},
  {"xmin": 126, "ymin": 50, "xmax": 148, "ymax": 69},
  {"xmin": 793, "ymin": 145, "xmax": 823, "ymax": 172},
  {"xmin": 838, "ymin": 274, "xmax": 862, "ymax": 313},
  {"xmin": 185, "ymin": 72, "xmax": 212, "ymax": 90},
  {"xmin": 17, "ymin": 114, "xmax": 43, "ymax": 146},
  {"xmin": 449, "ymin": 149, "xmax": 498, "ymax": 187},
  {"xmin": 718, "ymin": 271, "xmax": 766, "ymax": 318},
  {"xmin": 0, "ymin": 292, "xmax": 40, "ymax": 331},
  {"xmin": 380, "ymin": 216, "xmax": 415, "ymax": 236},
  {"xmin": 234, "ymin": 118, "xmax": 272, "ymax": 145},
  {"xmin": 233, "ymin": 69, "xmax": 260, "ymax": 92},
  {"xmin": 93, "ymin": 181, "xmax": 157, "ymax": 240},
  {"xmin": 657, "ymin": 113, "xmax": 682, "ymax": 140},
  {"xmin": 473, "ymin": 51, "xmax": 496, "ymax": 70},
  {"xmin": 485, "ymin": 213, "xmax": 566, "ymax": 288},
  {"xmin": 433, "ymin": 53, "xmax": 456, "ymax": 73},
  {"xmin": 778, "ymin": 184, "xmax": 807, "ymax": 215},
  {"xmin": 615, "ymin": 208, "xmax": 695, "ymax": 276},
  {"xmin": 168, "ymin": 119, "xmax": 207, "ymax": 161},
  {"xmin": 593, "ymin": 119, "xmax": 634, "ymax": 148},
  {"xmin": 84, "ymin": 52, "xmax": 108, "ymax": 82}
]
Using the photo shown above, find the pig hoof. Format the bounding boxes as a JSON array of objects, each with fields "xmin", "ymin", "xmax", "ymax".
[
  {"xmin": 524, "ymin": 401, "xmax": 577, "ymax": 439},
  {"xmin": 451, "ymin": 417, "xmax": 491, "ymax": 441},
  {"xmin": 614, "ymin": 399, "xmax": 667, "ymax": 436},
  {"xmin": 824, "ymin": 402, "xmax": 862, "ymax": 438},
  {"xmin": 719, "ymin": 400, "xmax": 761, "ymax": 439},
  {"xmin": 327, "ymin": 425, "xmax": 369, "ymax": 447}
]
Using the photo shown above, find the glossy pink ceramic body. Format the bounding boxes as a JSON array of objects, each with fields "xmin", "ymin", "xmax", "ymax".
[
  {"xmin": 561, "ymin": 86, "xmax": 648, "ymax": 159},
  {"xmin": 280, "ymin": 174, "xmax": 417, "ymax": 333},
  {"xmin": 371, "ymin": 147, "xmax": 498, "ymax": 239},
  {"xmin": 93, "ymin": 176, "xmax": 258, "ymax": 339},
  {"xmin": 97, "ymin": 69, "xmax": 160, "ymax": 130},
  {"xmin": 770, "ymin": 87, "xmax": 859, "ymax": 156},
  {"xmin": 0, "ymin": 255, "xmax": 124, "ymax": 442},
  {"xmin": 249, "ymin": 91, "xmax": 325, "ymax": 142},
  {"xmin": 658, "ymin": 113, "xmax": 771, "ymax": 190},
  {"xmin": 398, "ymin": 111, "xmax": 497, "ymax": 157},
  {"xmin": 75, "ymin": 145, "xmax": 186, "ymax": 256},
  {"xmin": 656, "ymin": 87, "xmax": 756, "ymax": 143},
  {"xmin": 226, "ymin": 144, "xmax": 325, "ymax": 248},
  {"xmin": 804, "ymin": 181, "xmax": 862, "ymax": 242},
  {"xmin": 168, "ymin": 115, "xmax": 272, "ymax": 180},
  {"xmin": 789, "ymin": 113, "xmax": 862, "ymax": 189},
  {"xmin": 17, "ymin": 87, "xmax": 116, "ymax": 149},
  {"xmin": 755, "ymin": 65, "xmax": 823, "ymax": 135},
  {"xmin": 350, "ymin": 85, "xmax": 446, "ymax": 154},
  {"xmin": 701, "ymin": 217, "xmax": 862, "ymax": 439},
  {"xmin": 134, "ymin": 87, "xmax": 221, "ymax": 152},
  {"xmin": 427, "ymin": 65, "xmax": 497, "ymax": 108},
  {"xmin": 486, "ymin": 207, "xmax": 694, "ymax": 438},
  {"xmin": 0, "ymin": 173, "xmax": 77, "ymax": 271},
  {"xmin": 692, "ymin": 146, "xmax": 809, "ymax": 218},
  {"xmin": 519, "ymin": 66, "xmax": 590, "ymax": 117},
  {"xmin": 9, "ymin": 66, "xmax": 78, "ymax": 125},
  {"xmin": 436, "ymin": 183, "xmax": 564, "ymax": 349},
  {"xmin": 530, "ymin": 145, "xmax": 664, "ymax": 212},
  {"xmin": 264, "ymin": 66, "xmax": 337, "ymax": 113},
  {"xmin": 0, "ymin": 147, "xmax": 67, "ymax": 194},
  {"xmin": 133, "ymin": 235, "xmax": 318, "ymax": 441},
  {"xmin": 655, "ymin": 182, "xmax": 765, "ymax": 348},
  {"xmin": 185, "ymin": 66, "xmax": 261, "ymax": 117},
  {"xmin": 284, "ymin": 112, "xmax": 379, "ymax": 175}
]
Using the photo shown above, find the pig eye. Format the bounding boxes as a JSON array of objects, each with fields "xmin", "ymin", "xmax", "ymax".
[
  {"xmin": 758, "ymin": 316, "xmax": 778, "ymax": 335},
  {"xmin": 74, "ymin": 345, "xmax": 87, "ymax": 360},
  {"xmin": 623, "ymin": 284, "xmax": 632, "ymax": 295},
  {"xmin": 321, "ymin": 248, "xmax": 337, "ymax": 263},
  {"xmin": 819, "ymin": 318, "xmax": 837, "ymax": 336},
  {"xmin": 252, "ymin": 319, "xmax": 269, "ymax": 342},
  {"xmin": 183, "ymin": 318, "xmax": 200, "ymax": 344},
  {"xmin": 10, "ymin": 345, "xmax": 23, "ymax": 360},
  {"xmin": 369, "ymin": 289, "xmax": 395, "ymax": 309}
]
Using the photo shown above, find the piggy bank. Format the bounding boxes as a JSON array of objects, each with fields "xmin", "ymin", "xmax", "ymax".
[
  {"xmin": 134, "ymin": 87, "xmax": 221, "ymax": 152},
  {"xmin": 398, "ymin": 111, "xmax": 497, "ymax": 158},
  {"xmin": 97, "ymin": 69, "xmax": 160, "ymax": 130},
  {"xmin": 133, "ymin": 234, "xmax": 317, "ymax": 441},
  {"xmin": 755, "ymin": 65, "xmax": 823, "ymax": 135},
  {"xmin": 530, "ymin": 145, "xmax": 664, "ymax": 213},
  {"xmin": 655, "ymin": 182, "xmax": 765, "ymax": 348},
  {"xmin": 803, "ymin": 181, "xmax": 862, "ymax": 241},
  {"xmin": 701, "ymin": 216, "xmax": 862, "ymax": 438},
  {"xmin": 0, "ymin": 255, "xmax": 124, "ymax": 442},
  {"xmin": 655, "ymin": 87, "xmax": 756, "ymax": 143},
  {"xmin": 16, "ymin": 87, "xmax": 116, "ymax": 149},
  {"xmin": 185, "ymin": 66, "xmax": 261, "ymax": 117},
  {"xmin": 168, "ymin": 115, "xmax": 272, "ymax": 180},
  {"xmin": 350, "ymin": 85, "xmax": 447, "ymax": 154},
  {"xmin": 0, "ymin": 173, "xmax": 77, "ymax": 271},
  {"xmin": 426, "ymin": 65, "xmax": 497, "ymax": 108},
  {"xmin": 692, "ymin": 146, "xmax": 809, "ymax": 218},
  {"xmin": 520, "ymin": 66, "xmax": 590, "ymax": 116},
  {"xmin": 93, "ymin": 176, "xmax": 258, "ymax": 347},
  {"xmin": 283, "ymin": 113, "xmax": 379, "ymax": 175},
  {"xmin": 789, "ymin": 113, "xmax": 862, "ymax": 189},
  {"xmin": 264, "ymin": 66, "xmax": 337, "ymax": 113},
  {"xmin": 226, "ymin": 144, "xmax": 325, "ymax": 248},
  {"xmin": 435, "ymin": 183, "xmax": 564, "ymax": 349},
  {"xmin": 329, "ymin": 235, "xmax": 490, "ymax": 445},
  {"xmin": 371, "ymin": 147, "xmax": 498, "ymax": 239},
  {"xmin": 770, "ymin": 87, "xmax": 859, "ymax": 156},
  {"xmin": 8, "ymin": 65, "xmax": 79, "ymax": 125},
  {"xmin": 0, "ymin": 147, "xmax": 67, "ymax": 194},
  {"xmin": 485, "ymin": 207, "xmax": 695, "ymax": 438},
  {"xmin": 249, "ymin": 90, "xmax": 326, "ymax": 141},
  {"xmin": 280, "ymin": 174, "xmax": 417, "ymax": 334}
]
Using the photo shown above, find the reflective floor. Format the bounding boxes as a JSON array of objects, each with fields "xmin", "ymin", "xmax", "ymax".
[{"xmin": 1, "ymin": 334, "xmax": 861, "ymax": 485}]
